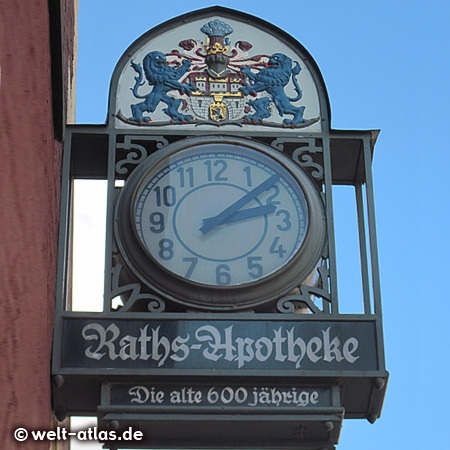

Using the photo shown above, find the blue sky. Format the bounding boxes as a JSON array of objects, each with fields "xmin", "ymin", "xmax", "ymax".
[{"xmin": 74, "ymin": 1, "xmax": 450, "ymax": 448}]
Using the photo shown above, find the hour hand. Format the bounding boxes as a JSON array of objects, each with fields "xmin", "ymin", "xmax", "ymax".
[
  {"xmin": 199, "ymin": 174, "xmax": 280, "ymax": 235},
  {"xmin": 202, "ymin": 204, "xmax": 276, "ymax": 229}
]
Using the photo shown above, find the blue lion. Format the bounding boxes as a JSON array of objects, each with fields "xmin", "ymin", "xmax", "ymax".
[
  {"xmin": 240, "ymin": 53, "xmax": 306, "ymax": 127},
  {"xmin": 129, "ymin": 51, "xmax": 196, "ymax": 123}
]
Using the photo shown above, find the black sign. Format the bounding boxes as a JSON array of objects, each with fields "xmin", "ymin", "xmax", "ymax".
[{"xmin": 60, "ymin": 318, "xmax": 378, "ymax": 373}]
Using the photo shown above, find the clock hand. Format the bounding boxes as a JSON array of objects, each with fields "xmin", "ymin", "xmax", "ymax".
[
  {"xmin": 200, "ymin": 174, "xmax": 280, "ymax": 235},
  {"xmin": 220, "ymin": 204, "xmax": 276, "ymax": 225}
]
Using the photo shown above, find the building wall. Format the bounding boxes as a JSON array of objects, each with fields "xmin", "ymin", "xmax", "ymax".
[{"xmin": 0, "ymin": 1, "xmax": 77, "ymax": 449}]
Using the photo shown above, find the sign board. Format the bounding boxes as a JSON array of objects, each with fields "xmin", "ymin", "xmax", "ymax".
[
  {"xmin": 108, "ymin": 383, "xmax": 331, "ymax": 411},
  {"xmin": 60, "ymin": 318, "xmax": 377, "ymax": 372}
]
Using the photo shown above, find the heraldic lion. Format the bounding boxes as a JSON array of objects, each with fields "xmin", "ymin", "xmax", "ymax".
[
  {"xmin": 240, "ymin": 53, "xmax": 306, "ymax": 127},
  {"xmin": 129, "ymin": 51, "xmax": 196, "ymax": 123}
]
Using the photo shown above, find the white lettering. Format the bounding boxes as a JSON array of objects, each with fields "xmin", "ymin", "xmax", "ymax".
[
  {"xmin": 323, "ymin": 327, "xmax": 344, "ymax": 362},
  {"xmin": 306, "ymin": 336, "xmax": 323, "ymax": 362},
  {"xmin": 235, "ymin": 337, "xmax": 254, "ymax": 368},
  {"xmin": 343, "ymin": 337, "xmax": 360, "ymax": 363},
  {"xmin": 270, "ymin": 388, "xmax": 283, "ymax": 406},
  {"xmin": 80, "ymin": 323, "xmax": 361, "ymax": 368},
  {"xmin": 171, "ymin": 334, "xmax": 190, "ymax": 362},
  {"xmin": 255, "ymin": 337, "xmax": 272, "ymax": 362},
  {"xmin": 138, "ymin": 325, "xmax": 151, "ymax": 360},
  {"xmin": 273, "ymin": 328, "xmax": 287, "ymax": 362},
  {"xmin": 169, "ymin": 388, "xmax": 202, "ymax": 404},
  {"xmin": 82, "ymin": 323, "xmax": 120, "ymax": 360},
  {"xmin": 129, "ymin": 386, "xmax": 149, "ymax": 404},
  {"xmin": 119, "ymin": 335, "xmax": 138, "ymax": 360},
  {"xmin": 287, "ymin": 327, "xmax": 306, "ymax": 368},
  {"xmin": 152, "ymin": 326, "xmax": 170, "ymax": 367},
  {"xmin": 123, "ymin": 385, "xmax": 324, "ymax": 408},
  {"xmin": 195, "ymin": 325, "xmax": 236, "ymax": 362}
]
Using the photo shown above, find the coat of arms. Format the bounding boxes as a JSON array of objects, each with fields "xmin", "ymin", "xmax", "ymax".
[{"xmin": 117, "ymin": 20, "xmax": 319, "ymax": 128}]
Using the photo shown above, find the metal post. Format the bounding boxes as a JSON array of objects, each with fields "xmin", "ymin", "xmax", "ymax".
[
  {"xmin": 322, "ymin": 135, "xmax": 339, "ymax": 314},
  {"xmin": 355, "ymin": 182, "xmax": 372, "ymax": 314},
  {"xmin": 363, "ymin": 136, "xmax": 382, "ymax": 315}
]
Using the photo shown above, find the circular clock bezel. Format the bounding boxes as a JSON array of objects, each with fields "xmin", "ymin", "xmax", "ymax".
[{"xmin": 114, "ymin": 136, "xmax": 326, "ymax": 310}]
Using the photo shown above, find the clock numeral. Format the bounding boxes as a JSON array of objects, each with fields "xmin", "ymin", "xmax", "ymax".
[
  {"xmin": 183, "ymin": 257, "xmax": 198, "ymax": 279},
  {"xmin": 269, "ymin": 236, "xmax": 287, "ymax": 258},
  {"xmin": 216, "ymin": 264, "xmax": 231, "ymax": 285},
  {"xmin": 176, "ymin": 167, "xmax": 194, "ymax": 188},
  {"xmin": 154, "ymin": 185, "xmax": 177, "ymax": 207},
  {"xmin": 247, "ymin": 256, "xmax": 263, "ymax": 279},
  {"xmin": 243, "ymin": 166, "xmax": 252, "ymax": 186},
  {"xmin": 149, "ymin": 212, "xmax": 165, "ymax": 233},
  {"xmin": 204, "ymin": 160, "xmax": 228, "ymax": 182},
  {"xmin": 276, "ymin": 209, "xmax": 292, "ymax": 232},
  {"xmin": 265, "ymin": 185, "xmax": 281, "ymax": 205},
  {"xmin": 158, "ymin": 238, "xmax": 174, "ymax": 260}
]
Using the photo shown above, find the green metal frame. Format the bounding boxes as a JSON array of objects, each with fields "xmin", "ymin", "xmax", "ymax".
[{"xmin": 51, "ymin": 6, "xmax": 388, "ymax": 450}]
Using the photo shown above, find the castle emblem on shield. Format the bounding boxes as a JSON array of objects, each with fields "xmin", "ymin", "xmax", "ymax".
[{"xmin": 117, "ymin": 20, "xmax": 319, "ymax": 128}]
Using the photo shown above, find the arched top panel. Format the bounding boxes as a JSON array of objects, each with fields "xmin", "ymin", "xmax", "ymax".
[{"xmin": 109, "ymin": 6, "xmax": 331, "ymax": 133}]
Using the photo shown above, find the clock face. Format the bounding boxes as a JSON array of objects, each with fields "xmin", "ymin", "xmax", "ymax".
[
  {"xmin": 133, "ymin": 144, "xmax": 307, "ymax": 286},
  {"xmin": 116, "ymin": 137, "xmax": 326, "ymax": 309}
]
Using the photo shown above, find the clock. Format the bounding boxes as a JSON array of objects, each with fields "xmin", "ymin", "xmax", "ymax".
[{"xmin": 115, "ymin": 136, "xmax": 326, "ymax": 310}]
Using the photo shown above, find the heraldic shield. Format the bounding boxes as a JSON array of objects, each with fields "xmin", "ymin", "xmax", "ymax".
[{"xmin": 111, "ymin": 8, "xmax": 329, "ymax": 133}]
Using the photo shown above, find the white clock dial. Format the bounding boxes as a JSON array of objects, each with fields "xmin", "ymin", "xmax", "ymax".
[{"xmin": 133, "ymin": 144, "xmax": 308, "ymax": 287}]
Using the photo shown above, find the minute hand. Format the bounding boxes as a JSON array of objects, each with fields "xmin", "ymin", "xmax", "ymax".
[{"xmin": 200, "ymin": 173, "xmax": 280, "ymax": 235}]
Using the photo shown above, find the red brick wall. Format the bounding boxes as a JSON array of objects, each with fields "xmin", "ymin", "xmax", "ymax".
[{"xmin": 0, "ymin": 1, "xmax": 76, "ymax": 448}]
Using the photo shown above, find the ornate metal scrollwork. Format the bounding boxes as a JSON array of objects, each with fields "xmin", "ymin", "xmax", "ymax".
[
  {"xmin": 110, "ymin": 262, "xmax": 165, "ymax": 313},
  {"xmin": 277, "ymin": 264, "xmax": 331, "ymax": 314},
  {"xmin": 270, "ymin": 137, "xmax": 321, "ymax": 152},
  {"xmin": 292, "ymin": 151, "xmax": 323, "ymax": 180},
  {"xmin": 115, "ymin": 135, "xmax": 169, "ymax": 176},
  {"xmin": 271, "ymin": 137, "xmax": 324, "ymax": 180}
]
